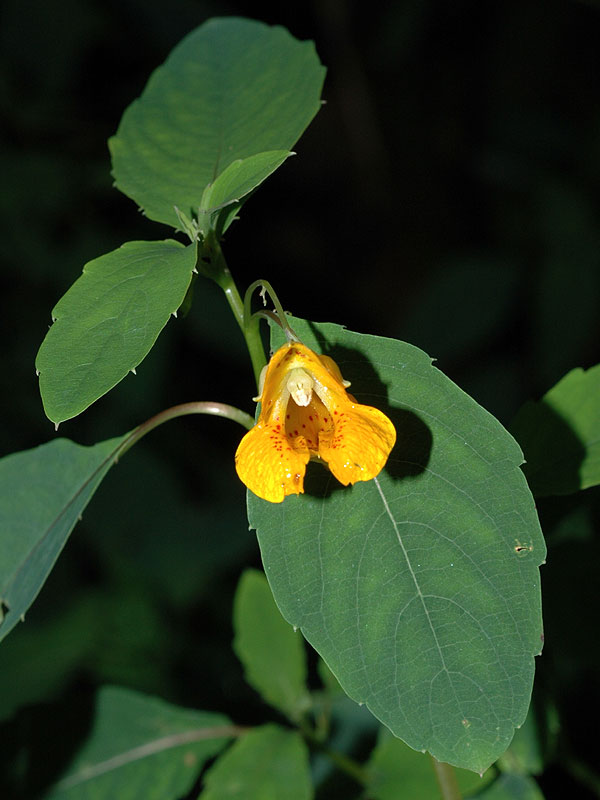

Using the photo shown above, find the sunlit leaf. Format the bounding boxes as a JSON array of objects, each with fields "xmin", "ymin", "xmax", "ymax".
[
  {"xmin": 510, "ymin": 364, "xmax": 600, "ymax": 496},
  {"xmin": 46, "ymin": 686, "xmax": 233, "ymax": 799},
  {"xmin": 199, "ymin": 151, "xmax": 293, "ymax": 214},
  {"xmin": 249, "ymin": 318, "xmax": 545, "ymax": 773},
  {"xmin": 110, "ymin": 17, "xmax": 325, "ymax": 230},
  {"xmin": 233, "ymin": 569, "xmax": 309, "ymax": 720},
  {"xmin": 199, "ymin": 724, "xmax": 312, "ymax": 800},
  {"xmin": 36, "ymin": 240, "xmax": 197, "ymax": 423},
  {"xmin": 0, "ymin": 434, "xmax": 128, "ymax": 642}
]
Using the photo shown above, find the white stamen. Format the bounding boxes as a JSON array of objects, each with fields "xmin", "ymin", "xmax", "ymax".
[{"xmin": 286, "ymin": 368, "xmax": 314, "ymax": 407}]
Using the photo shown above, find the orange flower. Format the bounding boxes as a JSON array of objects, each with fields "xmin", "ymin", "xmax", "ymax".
[{"xmin": 235, "ymin": 342, "xmax": 396, "ymax": 503}]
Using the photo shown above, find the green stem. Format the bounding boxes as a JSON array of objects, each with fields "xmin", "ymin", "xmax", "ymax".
[
  {"xmin": 199, "ymin": 231, "xmax": 245, "ymax": 328},
  {"xmin": 299, "ymin": 721, "xmax": 369, "ymax": 787},
  {"xmin": 430, "ymin": 757, "xmax": 462, "ymax": 800},
  {"xmin": 244, "ymin": 279, "xmax": 301, "ymax": 343},
  {"xmin": 564, "ymin": 755, "xmax": 600, "ymax": 797},
  {"xmin": 199, "ymin": 232, "xmax": 266, "ymax": 388},
  {"xmin": 119, "ymin": 401, "xmax": 254, "ymax": 459},
  {"xmin": 319, "ymin": 744, "xmax": 370, "ymax": 787}
]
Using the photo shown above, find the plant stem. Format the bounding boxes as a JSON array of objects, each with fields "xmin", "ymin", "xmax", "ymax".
[
  {"xmin": 299, "ymin": 721, "xmax": 369, "ymax": 787},
  {"xmin": 244, "ymin": 278, "xmax": 301, "ymax": 342},
  {"xmin": 430, "ymin": 757, "xmax": 462, "ymax": 800},
  {"xmin": 319, "ymin": 744, "xmax": 370, "ymax": 787},
  {"xmin": 199, "ymin": 232, "xmax": 267, "ymax": 388},
  {"xmin": 118, "ymin": 401, "xmax": 255, "ymax": 459}
]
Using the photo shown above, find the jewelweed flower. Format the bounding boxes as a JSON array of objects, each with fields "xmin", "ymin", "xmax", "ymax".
[{"xmin": 235, "ymin": 342, "xmax": 396, "ymax": 503}]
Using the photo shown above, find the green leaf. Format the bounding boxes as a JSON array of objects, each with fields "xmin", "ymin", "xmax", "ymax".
[
  {"xmin": 0, "ymin": 434, "xmax": 128, "ymax": 642},
  {"xmin": 200, "ymin": 151, "xmax": 294, "ymax": 214},
  {"xmin": 366, "ymin": 728, "xmax": 493, "ymax": 799},
  {"xmin": 36, "ymin": 240, "xmax": 197, "ymax": 423},
  {"xmin": 0, "ymin": 593, "xmax": 102, "ymax": 720},
  {"xmin": 109, "ymin": 17, "xmax": 325, "ymax": 230},
  {"xmin": 249, "ymin": 318, "xmax": 546, "ymax": 773},
  {"xmin": 510, "ymin": 364, "xmax": 600, "ymax": 496},
  {"xmin": 497, "ymin": 706, "xmax": 544, "ymax": 776},
  {"xmin": 471, "ymin": 772, "xmax": 545, "ymax": 800},
  {"xmin": 199, "ymin": 724, "xmax": 312, "ymax": 800},
  {"xmin": 46, "ymin": 686, "xmax": 233, "ymax": 799},
  {"xmin": 233, "ymin": 569, "xmax": 309, "ymax": 720}
]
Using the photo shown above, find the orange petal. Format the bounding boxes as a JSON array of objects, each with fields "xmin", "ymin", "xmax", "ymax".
[
  {"xmin": 235, "ymin": 422, "xmax": 310, "ymax": 503},
  {"xmin": 318, "ymin": 403, "xmax": 396, "ymax": 486},
  {"xmin": 285, "ymin": 393, "xmax": 333, "ymax": 456}
]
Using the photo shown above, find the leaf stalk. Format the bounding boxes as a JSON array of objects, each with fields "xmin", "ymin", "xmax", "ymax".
[
  {"xmin": 119, "ymin": 401, "xmax": 254, "ymax": 459},
  {"xmin": 430, "ymin": 756, "xmax": 462, "ymax": 800}
]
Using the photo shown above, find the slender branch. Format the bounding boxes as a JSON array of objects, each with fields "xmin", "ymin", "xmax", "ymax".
[
  {"xmin": 299, "ymin": 721, "xmax": 369, "ymax": 787},
  {"xmin": 199, "ymin": 232, "xmax": 245, "ymax": 331},
  {"xmin": 118, "ymin": 401, "xmax": 255, "ymax": 459},
  {"xmin": 564, "ymin": 755, "xmax": 600, "ymax": 797},
  {"xmin": 430, "ymin": 756, "xmax": 462, "ymax": 800},
  {"xmin": 244, "ymin": 279, "xmax": 301, "ymax": 343},
  {"xmin": 319, "ymin": 743, "xmax": 370, "ymax": 786},
  {"xmin": 198, "ymin": 233, "xmax": 267, "ymax": 387}
]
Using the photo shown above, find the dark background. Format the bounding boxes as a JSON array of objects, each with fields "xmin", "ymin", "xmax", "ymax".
[{"xmin": 1, "ymin": 0, "xmax": 600, "ymax": 797}]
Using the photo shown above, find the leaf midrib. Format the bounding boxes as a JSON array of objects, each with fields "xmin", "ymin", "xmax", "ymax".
[
  {"xmin": 372, "ymin": 476, "xmax": 467, "ymax": 721},
  {"xmin": 53, "ymin": 725, "xmax": 238, "ymax": 791}
]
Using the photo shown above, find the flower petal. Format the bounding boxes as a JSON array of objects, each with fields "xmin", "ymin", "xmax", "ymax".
[
  {"xmin": 318, "ymin": 403, "xmax": 396, "ymax": 485},
  {"xmin": 285, "ymin": 394, "xmax": 332, "ymax": 456},
  {"xmin": 235, "ymin": 422, "xmax": 310, "ymax": 503}
]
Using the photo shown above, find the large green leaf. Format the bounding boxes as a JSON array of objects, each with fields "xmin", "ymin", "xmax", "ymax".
[
  {"xmin": 109, "ymin": 17, "xmax": 326, "ymax": 230},
  {"xmin": 36, "ymin": 240, "xmax": 197, "ymax": 423},
  {"xmin": 249, "ymin": 319, "xmax": 545, "ymax": 773},
  {"xmin": 510, "ymin": 364, "xmax": 600, "ymax": 496},
  {"xmin": 46, "ymin": 686, "xmax": 233, "ymax": 799},
  {"xmin": 233, "ymin": 569, "xmax": 310, "ymax": 720},
  {"xmin": 0, "ymin": 434, "xmax": 128, "ymax": 642},
  {"xmin": 199, "ymin": 724, "xmax": 312, "ymax": 800}
]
